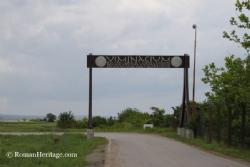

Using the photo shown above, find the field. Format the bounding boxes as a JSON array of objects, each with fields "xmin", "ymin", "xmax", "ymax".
[
  {"xmin": 0, "ymin": 121, "xmax": 84, "ymax": 132},
  {"xmin": 0, "ymin": 134, "xmax": 107, "ymax": 167}
]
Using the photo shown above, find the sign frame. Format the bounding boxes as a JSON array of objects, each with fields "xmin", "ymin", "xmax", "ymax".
[{"xmin": 87, "ymin": 54, "xmax": 189, "ymax": 68}]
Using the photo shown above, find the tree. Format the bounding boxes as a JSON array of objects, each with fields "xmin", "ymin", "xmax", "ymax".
[
  {"xmin": 150, "ymin": 107, "xmax": 165, "ymax": 127},
  {"xmin": 202, "ymin": 55, "xmax": 249, "ymax": 146},
  {"xmin": 118, "ymin": 108, "xmax": 150, "ymax": 128},
  {"xmin": 163, "ymin": 114, "xmax": 174, "ymax": 127},
  {"xmin": 45, "ymin": 113, "xmax": 56, "ymax": 122},
  {"xmin": 223, "ymin": 0, "xmax": 250, "ymax": 53},
  {"xmin": 223, "ymin": 0, "xmax": 250, "ymax": 146},
  {"xmin": 106, "ymin": 116, "xmax": 116, "ymax": 126},
  {"xmin": 171, "ymin": 106, "xmax": 182, "ymax": 128},
  {"xmin": 57, "ymin": 111, "xmax": 75, "ymax": 128},
  {"xmin": 187, "ymin": 101, "xmax": 203, "ymax": 138},
  {"xmin": 201, "ymin": 0, "xmax": 250, "ymax": 146},
  {"xmin": 92, "ymin": 116, "xmax": 107, "ymax": 127},
  {"xmin": 82, "ymin": 117, "xmax": 88, "ymax": 128}
]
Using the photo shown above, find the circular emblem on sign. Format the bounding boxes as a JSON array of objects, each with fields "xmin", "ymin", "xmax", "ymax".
[
  {"xmin": 95, "ymin": 56, "xmax": 107, "ymax": 67},
  {"xmin": 171, "ymin": 56, "xmax": 182, "ymax": 67}
]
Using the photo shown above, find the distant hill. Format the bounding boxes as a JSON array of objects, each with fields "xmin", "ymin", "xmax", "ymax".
[
  {"xmin": 0, "ymin": 114, "xmax": 85, "ymax": 121},
  {"xmin": 0, "ymin": 114, "xmax": 44, "ymax": 121}
]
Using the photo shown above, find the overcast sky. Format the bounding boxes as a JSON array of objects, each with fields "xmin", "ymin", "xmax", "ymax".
[{"xmin": 0, "ymin": 0, "xmax": 245, "ymax": 117}]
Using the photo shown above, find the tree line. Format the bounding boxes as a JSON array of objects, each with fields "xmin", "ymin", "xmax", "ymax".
[
  {"xmin": 187, "ymin": 0, "xmax": 250, "ymax": 147},
  {"xmin": 55, "ymin": 107, "xmax": 176, "ymax": 130}
]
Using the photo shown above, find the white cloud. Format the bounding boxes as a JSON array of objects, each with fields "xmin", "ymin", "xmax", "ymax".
[
  {"xmin": 0, "ymin": 96, "xmax": 8, "ymax": 112},
  {"xmin": 0, "ymin": 58, "xmax": 13, "ymax": 74}
]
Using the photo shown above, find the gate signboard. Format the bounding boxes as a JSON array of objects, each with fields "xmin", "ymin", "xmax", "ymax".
[{"xmin": 87, "ymin": 55, "xmax": 189, "ymax": 68}]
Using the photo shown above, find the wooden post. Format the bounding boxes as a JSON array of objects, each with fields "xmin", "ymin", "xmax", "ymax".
[
  {"xmin": 185, "ymin": 66, "xmax": 190, "ymax": 124},
  {"xmin": 180, "ymin": 67, "xmax": 186, "ymax": 128},
  {"xmin": 88, "ymin": 66, "xmax": 93, "ymax": 129},
  {"xmin": 180, "ymin": 54, "xmax": 190, "ymax": 128},
  {"xmin": 87, "ymin": 53, "xmax": 94, "ymax": 138}
]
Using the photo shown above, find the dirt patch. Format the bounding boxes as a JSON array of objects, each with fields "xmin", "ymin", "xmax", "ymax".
[{"xmin": 86, "ymin": 144, "xmax": 107, "ymax": 167}]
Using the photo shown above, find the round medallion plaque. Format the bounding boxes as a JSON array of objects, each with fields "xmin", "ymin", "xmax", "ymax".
[
  {"xmin": 171, "ymin": 57, "xmax": 182, "ymax": 67},
  {"xmin": 95, "ymin": 56, "xmax": 107, "ymax": 67}
]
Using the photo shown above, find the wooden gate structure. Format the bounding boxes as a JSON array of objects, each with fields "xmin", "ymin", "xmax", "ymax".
[{"xmin": 86, "ymin": 53, "xmax": 190, "ymax": 136}]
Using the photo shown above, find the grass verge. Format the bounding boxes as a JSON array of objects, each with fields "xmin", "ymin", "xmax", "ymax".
[
  {"xmin": 0, "ymin": 134, "xmax": 107, "ymax": 167},
  {"xmin": 0, "ymin": 122, "xmax": 85, "ymax": 132}
]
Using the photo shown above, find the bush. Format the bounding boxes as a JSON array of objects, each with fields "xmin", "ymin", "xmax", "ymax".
[
  {"xmin": 150, "ymin": 107, "xmax": 165, "ymax": 127},
  {"xmin": 45, "ymin": 113, "xmax": 57, "ymax": 122},
  {"xmin": 92, "ymin": 116, "xmax": 107, "ymax": 127},
  {"xmin": 163, "ymin": 114, "xmax": 174, "ymax": 127},
  {"xmin": 74, "ymin": 120, "xmax": 87, "ymax": 129},
  {"xmin": 57, "ymin": 111, "xmax": 75, "ymax": 128},
  {"xmin": 118, "ymin": 108, "xmax": 150, "ymax": 128},
  {"xmin": 112, "ymin": 122, "xmax": 134, "ymax": 130},
  {"xmin": 106, "ymin": 116, "xmax": 116, "ymax": 126}
]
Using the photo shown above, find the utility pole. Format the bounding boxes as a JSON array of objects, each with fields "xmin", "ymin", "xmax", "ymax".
[
  {"xmin": 192, "ymin": 24, "xmax": 197, "ymax": 103},
  {"xmin": 191, "ymin": 24, "xmax": 197, "ymax": 138}
]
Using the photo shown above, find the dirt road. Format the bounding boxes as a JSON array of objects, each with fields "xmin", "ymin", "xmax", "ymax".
[{"xmin": 96, "ymin": 133, "xmax": 249, "ymax": 167}]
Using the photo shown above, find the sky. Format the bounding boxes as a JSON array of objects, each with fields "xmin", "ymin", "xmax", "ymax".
[{"xmin": 0, "ymin": 0, "xmax": 246, "ymax": 117}]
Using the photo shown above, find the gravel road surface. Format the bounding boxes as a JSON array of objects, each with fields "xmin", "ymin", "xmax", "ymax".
[{"xmin": 96, "ymin": 133, "xmax": 249, "ymax": 167}]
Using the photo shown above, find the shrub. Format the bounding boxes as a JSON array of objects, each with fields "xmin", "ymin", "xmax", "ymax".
[
  {"xmin": 92, "ymin": 116, "xmax": 107, "ymax": 127},
  {"xmin": 57, "ymin": 111, "xmax": 75, "ymax": 128},
  {"xmin": 45, "ymin": 113, "xmax": 57, "ymax": 122},
  {"xmin": 118, "ymin": 108, "xmax": 150, "ymax": 128}
]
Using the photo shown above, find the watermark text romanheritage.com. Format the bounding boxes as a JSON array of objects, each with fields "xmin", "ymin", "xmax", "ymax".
[{"xmin": 5, "ymin": 151, "xmax": 78, "ymax": 159}]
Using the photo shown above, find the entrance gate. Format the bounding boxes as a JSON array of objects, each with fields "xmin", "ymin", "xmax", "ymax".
[{"xmin": 86, "ymin": 53, "xmax": 190, "ymax": 136}]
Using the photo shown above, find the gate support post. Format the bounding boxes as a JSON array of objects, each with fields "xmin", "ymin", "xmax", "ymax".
[
  {"xmin": 180, "ymin": 54, "xmax": 190, "ymax": 128},
  {"xmin": 178, "ymin": 54, "xmax": 192, "ymax": 138},
  {"xmin": 87, "ymin": 53, "xmax": 94, "ymax": 139}
]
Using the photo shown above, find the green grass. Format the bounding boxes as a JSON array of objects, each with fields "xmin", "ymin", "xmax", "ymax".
[
  {"xmin": 0, "ymin": 122, "xmax": 57, "ymax": 132},
  {"xmin": 0, "ymin": 122, "xmax": 85, "ymax": 132},
  {"xmin": 0, "ymin": 134, "xmax": 107, "ymax": 167}
]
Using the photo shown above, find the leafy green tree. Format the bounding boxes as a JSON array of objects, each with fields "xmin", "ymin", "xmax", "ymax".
[
  {"xmin": 57, "ymin": 111, "xmax": 75, "ymax": 128},
  {"xmin": 201, "ymin": 0, "xmax": 250, "ymax": 146},
  {"xmin": 92, "ymin": 116, "xmax": 107, "ymax": 127},
  {"xmin": 163, "ymin": 114, "xmax": 174, "ymax": 127},
  {"xmin": 187, "ymin": 101, "xmax": 203, "ymax": 137},
  {"xmin": 45, "ymin": 113, "xmax": 56, "ymax": 122},
  {"xmin": 171, "ymin": 106, "xmax": 181, "ymax": 128},
  {"xmin": 202, "ymin": 55, "xmax": 249, "ymax": 146},
  {"xmin": 118, "ymin": 108, "xmax": 150, "ymax": 128},
  {"xmin": 82, "ymin": 117, "xmax": 88, "ymax": 128},
  {"xmin": 223, "ymin": 0, "xmax": 250, "ymax": 53},
  {"xmin": 106, "ymin": 116, "xmax": 116, "ymax": 126},
  {"xmin": 150, "ymin": 107, "xmax": 165, "ymax": 127},
  {"xmin": 223, "ymin": 0, "xmax": 250, "ymax": 146}
]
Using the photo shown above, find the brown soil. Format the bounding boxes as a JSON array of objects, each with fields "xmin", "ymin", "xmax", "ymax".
[{"xmin": 85, "ymin": 144, "xmax": 107, "ymax": 167}]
